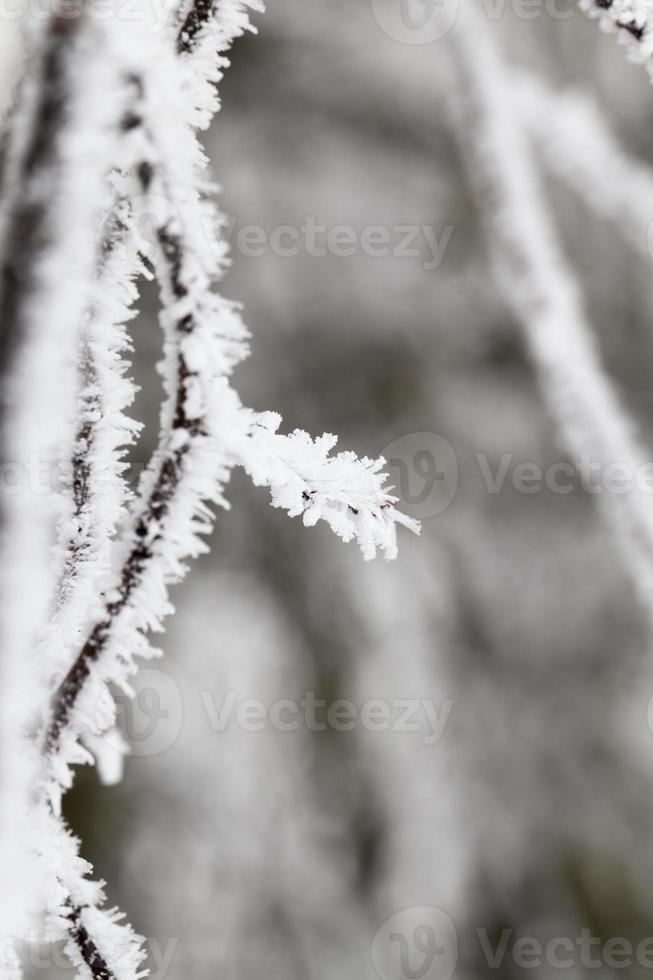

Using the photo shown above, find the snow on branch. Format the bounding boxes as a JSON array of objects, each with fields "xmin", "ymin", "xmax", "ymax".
[
  {"xmin": 41, "ymin": 191, "xmax": 144, "ymax": 699},
  {"xmin": 39, "ymin": 0, "xmax": 262, "ymax": 708},
  {"xmin": 43, "ymin": 27, "xmax": 417, "ymax": 794},
  {"xmin": 0, "ymin": 8, "xmax": 155, "ymax": 980},
  {"xmin": 444, "ymin": 5, "xmax": 653, "ymax": 605},
  {"xmin": 0, "ymin": 3, "xmax": 417, "ymax": 977},
  {"xmin": 513, "ymin": 70, "xmax": 653, "ymax": 258},
  {"xmin": 177, "ymin": 0, "xmax": 264, "ymax": 129},
  {"xmin": 42, "ymin": 0, "xmax": 267, "ymax": 701},
  {"xmin": 578, "ymin": 0, "xmax": 653, "ymax": 77},
  {"xmin": 43, "ymin": 50, "xmax": 247, "ymax": 783},
  {"xmin": 234, "ymin": 414, "xmax": 419, "ymax": 561}
]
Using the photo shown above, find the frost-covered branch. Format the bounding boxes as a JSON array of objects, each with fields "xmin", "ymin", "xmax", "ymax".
[
  {"xmin": 578, "ymin": 0, "xmax": 653, "ymax": 77},
  {"xmin": 513, "ymin": 70, "xmax": 653, "ymax": 257},
  {"xmin": 43, "ymin": 44, "xmax": 246, "ymax": 779},
  {"xmin": 46, "ymin": 0, "xmax": 265, "ymax": 670},
  {"xmin": 444, "ymin": 4, "xmax": 653, "ymax": 604},
  {"xmin": 44, "ymin": 32, "xmax": 417, "ymax": 789},
  {"xmin": 234, "ymin": 416, "xmax": 418, "ymax": 561},
  {"xmin": 41, "ymin": 0, "xmax": 262, "ymax": 703},
  {"xmin": 177, "ymin": 0, "xmax": 264, "ymax": 129},
  {"xmin": 0, "ymin": 4, "xmax": 417, "ymax": 977},
  {"xmin": 0, "ymin": 8, "xmax": 152, "ymax": 979},
  {"xmin": 41, "ymin": 201, "xmax": 144, "ymax": 702},
  {"xmin": 177, "ymin": 0, "xmax": 261, "ymax": 56}
]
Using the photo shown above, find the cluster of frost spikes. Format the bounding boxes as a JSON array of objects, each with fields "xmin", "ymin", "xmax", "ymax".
[
  {"xmin": 578, "ymin": 0, "xmax": 653, "ymax": 77},
  {"xmin": 0, "ymin": 2, "xmax": 416, "ymax": 978},
  {"xmin": 177, "ymin": 0, "xmax": 265, "ymax": 129},
  {"xmin": 234, "ymin": 415, "xmax": 417, "ymax": 561}
]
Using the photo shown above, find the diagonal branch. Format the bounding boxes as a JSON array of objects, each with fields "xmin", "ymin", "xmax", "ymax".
[
  {"xmin": 444, "ymin": 3, "xmax": 653, "ymax": 606},
  {"xmin": 578, "ymin": 0, "xmax": 653, "ymax": 73},
  {"xmin": 44, "ymin": 20, "xmax": 417, "ymax": 787},
  {"xmin": 0, "ymin": 9, "xmax": 150, "ymax": 979},
  {"xmin": 9, "ymin": 4, "xmax": 414, "ymax": 977},
  {"xmin": 45, "ymin": 1, "xmax": 264, "ymax": 692},
  {"xmin": 232, "ymin": 417, "xmax": 419, "ymax": 560},
  {"xmin": 512, "ymin": 69, "xmax": 653, "ymax": 259},
  {"xmin": 43, "ymin": 58, "xmax": 248, "ymax": 772}
]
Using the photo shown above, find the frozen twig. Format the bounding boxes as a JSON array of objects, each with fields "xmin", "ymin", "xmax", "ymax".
[
  {"xmin": 512, "ymin": 69, "xmax": 653, "ymax": 258},
  {"xmin": 177, "ymin": 0, "xmax": 263, "ymax": 124},
  {"xmin": 44, "ymin": 33, "xmax": 417, "ymax": 786},
  {"xmin": 578, "ymin": 0, "xmax": 653, "ymax": 78},
  {"xmin": 41, "ymin": 0, "xmax": 261, "ymax": 704},
  {"xmin": 1, "ymin": 3, "xmax": 416, "ymax": 976},
  {"xmin": 0, "ymin": 8, "xmax": 152, "ymax": 979},
  {"xmin": 234, "ymin": 416, "xmax": 419, "ymax": 561},
  {"xmin": 444, "ymin": 4, "xmax": 653, "ymax": 604}
]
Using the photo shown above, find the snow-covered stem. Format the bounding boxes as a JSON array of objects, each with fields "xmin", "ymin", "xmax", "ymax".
[
  {"xmin": 513, "ymin": 70, "xmax": 653, "ymax": 257},
  {"xmin": 41, "ymin": 214, "xmax": 143, "ymax": 697},
  {"xmin": 444, "ymin": 5, "xmax": 653, "ymax": 604},
  {"xmin": 349, "ymin": 558, "xmax": 468, "ymax": 921},
  {"xmin": 0, "ymin": 9, "xmax": 152, "ymax": 978},
  {"xmin": 46, "ymin": 0, "xmax": 264, "ymax": 666},
  {"xmin": 176, "ymin": 0, "xmax": 264, "ymax": 129},
  {"xmin": 43, "ymin": 49, "xmax": 245, "ymax": 776},
  {"xmin": 0, "ymin": 5, "xmax": 415, "ymax": 976},
  {"xmin": 44, "ymin": 40, "xmax": 418, "ymax": 780},
  {"xmin": 233, "ymin": 418, "xmax": 418, "ymax": 561},
  {"xmin": 42, "ymin": 0, "xmax": 261, "ymax": 712},
  {"xmin": 578, "ymin": 0, "xmax": 653, "ymax": 78},
  {"xmin": 177, "ymin": 0, "xmax": 253, "ymax": 55}
]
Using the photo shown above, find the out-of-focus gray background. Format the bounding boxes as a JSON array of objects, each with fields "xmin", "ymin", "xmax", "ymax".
[{"xmin": 22, "ymin": 0, "xmax": 653, "ymax": 976}]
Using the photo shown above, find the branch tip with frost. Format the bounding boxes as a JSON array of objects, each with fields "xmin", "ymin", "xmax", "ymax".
[{"xmin": 236, "ymin": 418, "xmax": 420, "ymax": 561}]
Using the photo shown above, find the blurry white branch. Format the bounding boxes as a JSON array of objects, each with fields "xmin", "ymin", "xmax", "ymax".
[
  {"xmin": 444, "ymin": 3, "xmax": 653, "ymax": 606},
  {"xmin": 513, "ymin": 70, "xmax": 653, "ymax": 258}
]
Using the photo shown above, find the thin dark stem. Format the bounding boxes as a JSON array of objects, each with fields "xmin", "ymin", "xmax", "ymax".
[
  {"xmin": 0, "ymin": 15, "xmax": 125, "ymax": 978},
  {"xmin": 66, "ymin": 900, "xmax": 115, "ymax": 980},
  {"xmin": 46, "ymin": 100, "xmax": 205, "ymax": 754},
  {"xmin": 588, "ymin": 0, "xmax": 647, "ymax": 42},
  {"xmin": 177, "ymin": 0, "xmax": 217, "ymax": 54},
  {"xmin": 48, "ymin": 0, "xmax": 224, "ymax": 748}
]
